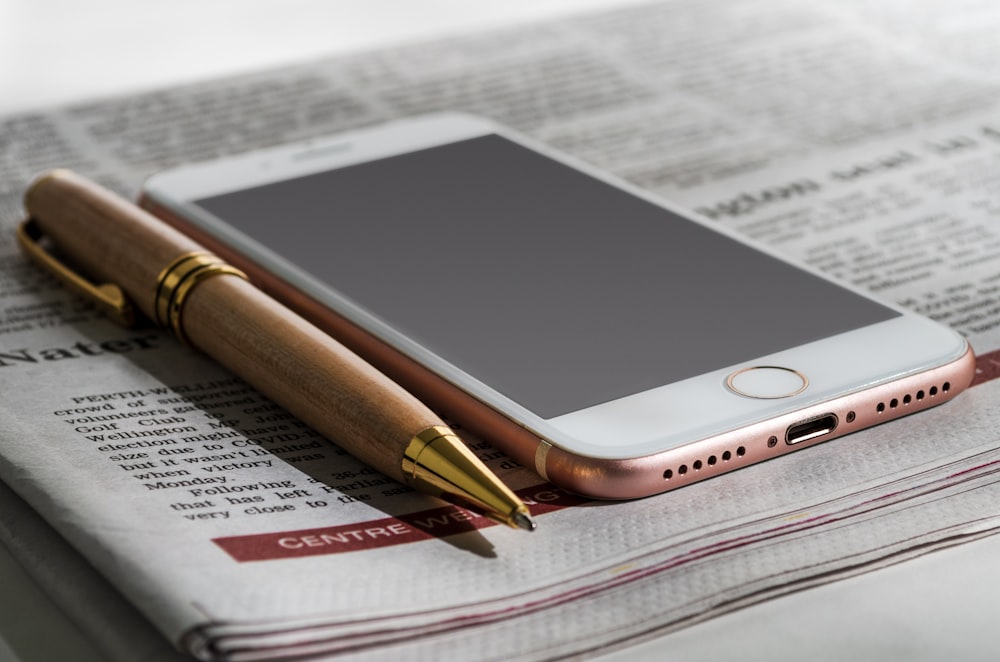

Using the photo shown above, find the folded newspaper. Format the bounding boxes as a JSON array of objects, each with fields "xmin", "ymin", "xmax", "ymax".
[{"xmin": 2, "ymin": 1, "xmax": 1000, "ymax": 659}]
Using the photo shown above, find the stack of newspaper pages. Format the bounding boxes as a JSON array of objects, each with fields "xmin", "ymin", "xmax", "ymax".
[{"xmin": 2, "ymin": 1, "xmax": 999, "ymax": 659}]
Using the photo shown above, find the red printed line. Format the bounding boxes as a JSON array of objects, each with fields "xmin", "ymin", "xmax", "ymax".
[
  {"xmin": 212, "ymin": 485, "xmax": 584, "ymax": 562},
  {"xmin": 972, "ymin": 348, "xmax": 1000, "ymax": 386},
  {"xmin": 216, "ymin": 347, "xmax": 999, "ymax": 563}
]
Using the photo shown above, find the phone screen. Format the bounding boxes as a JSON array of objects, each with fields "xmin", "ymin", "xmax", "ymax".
[{"xmin": 193, "ymin": 134, "xmax": 897, "ymax": 419}]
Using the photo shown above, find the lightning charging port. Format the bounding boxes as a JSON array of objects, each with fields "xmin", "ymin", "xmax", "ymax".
[{"xmin": 786, "ymin": 414, "xmax": 838, "ymax": 445}]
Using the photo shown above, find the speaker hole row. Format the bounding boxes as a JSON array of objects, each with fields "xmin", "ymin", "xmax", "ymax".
[
  {"xmin": 663, "ymin": 446, "xmax": 745, "ymax": 480},
  {"xmin": 876, "ymin": 382, "xmax": 950, "ymax": 414}
]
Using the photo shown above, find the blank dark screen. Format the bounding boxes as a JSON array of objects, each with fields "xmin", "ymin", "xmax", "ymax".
[{"xmin": 195, "ymin": 135, "xmax": 896, "ymax": 418}]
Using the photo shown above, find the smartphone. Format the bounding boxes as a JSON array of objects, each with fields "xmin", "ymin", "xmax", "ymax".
[{"xmin": 141, "ymin": 113, "xmax": 975, "ymax": 499}]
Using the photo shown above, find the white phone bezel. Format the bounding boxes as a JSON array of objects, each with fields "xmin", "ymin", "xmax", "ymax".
[{"xmin": 144, "ymin": 113, "xmax": 970, "ymax": 461}]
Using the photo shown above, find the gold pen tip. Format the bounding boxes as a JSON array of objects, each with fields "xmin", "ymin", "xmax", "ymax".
[{"xmin": 512, "ymin": 511, "xmax": 537, "ymax": 532}]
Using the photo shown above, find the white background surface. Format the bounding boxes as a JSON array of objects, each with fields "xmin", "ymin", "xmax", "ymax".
[
  {"xmin": 0, "ymin": 0, "xmax": 627, "ymax": 116},
  {"xmin": 1, "ymin": 1, "xmax": 998, "ymax": 660}
]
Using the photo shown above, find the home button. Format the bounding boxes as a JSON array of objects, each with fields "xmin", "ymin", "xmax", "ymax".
[{"xmin": 726, "ymin": 366, "xmax": 808, "ymax": 399}]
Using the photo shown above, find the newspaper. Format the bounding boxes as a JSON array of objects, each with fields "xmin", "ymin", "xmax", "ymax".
[{"xmin": 2, "ymin": 0, "xmax": 1000, "ymax": 659}]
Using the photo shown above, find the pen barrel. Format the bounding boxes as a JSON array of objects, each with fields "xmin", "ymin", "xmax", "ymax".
[
  {"xmin": 25, "ymin": 171, "xmax": 203, "ymax": 324},
  {"xmin": 24, "ymin": 170, "xmax": 439, "ymax": 481},
  {"xmin": 182, "ymin": 275, "xmax": 438, "ymax": 480}
]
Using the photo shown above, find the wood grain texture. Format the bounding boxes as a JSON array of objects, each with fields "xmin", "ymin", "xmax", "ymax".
[
  {"xmin": 26, "ymin": 171, "xmax": 203, "ymax": 323},
  {"xmin": 25, "ymin": 170, "xmax": 440, "ymax": 482},
  {"xmin": 184, "ymin": 276, "xmax": 439, "ymax": 480}
]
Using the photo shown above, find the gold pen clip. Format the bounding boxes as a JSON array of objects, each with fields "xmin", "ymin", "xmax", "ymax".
[{"xmin": 16, "ymin": 217, "xmax": 137, "ymax": 327}]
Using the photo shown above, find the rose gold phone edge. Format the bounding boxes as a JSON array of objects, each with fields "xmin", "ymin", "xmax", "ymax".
[{"xmin": 139, "ymin": 196, "xmax": 975, "ymax": 499}]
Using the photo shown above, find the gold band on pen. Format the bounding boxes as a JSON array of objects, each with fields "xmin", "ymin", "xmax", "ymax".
[{"xmin": 154, "ymin": 252, "xmax": 248, "ymax": 345}]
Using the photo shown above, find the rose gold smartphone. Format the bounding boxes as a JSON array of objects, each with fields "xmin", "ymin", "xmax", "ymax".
[{"xmin": 141, "ymin": 114, "xmax": 975, "ymax": 499}]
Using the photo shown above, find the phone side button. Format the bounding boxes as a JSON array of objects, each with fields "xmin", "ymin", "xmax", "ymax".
[{"xmin": 726, "ymin": 366, "xmax": 809, "ymax": 399}]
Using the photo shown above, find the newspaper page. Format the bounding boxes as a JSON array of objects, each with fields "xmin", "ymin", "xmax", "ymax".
[{"xmin": 2, "ymin": 0, "xmax": 1000, "ymax": 659}]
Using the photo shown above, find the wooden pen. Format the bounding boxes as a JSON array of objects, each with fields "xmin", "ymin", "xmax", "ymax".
[{"xmin": 19, "ymin": 169, "xmax": 535, "ymax": 531}]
